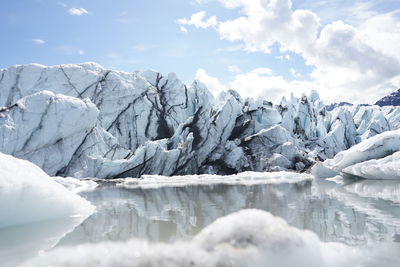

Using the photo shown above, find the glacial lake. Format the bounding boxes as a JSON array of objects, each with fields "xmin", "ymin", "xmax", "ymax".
[{"xmin": 2, "ymin": 176, "xmax": 400, "ymax": 266}]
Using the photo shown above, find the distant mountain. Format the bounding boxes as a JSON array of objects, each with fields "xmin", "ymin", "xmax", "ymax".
[
  {"xmin": 325, "ymin": 102, "xmax": 353, "ymax": 111},
  {"xmin": 375, "ymin": 89, "xmax": 400, "ymax": 107}
]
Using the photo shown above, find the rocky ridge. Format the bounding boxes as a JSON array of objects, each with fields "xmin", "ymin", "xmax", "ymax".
[{"xmin": 376, "ymin": 89, "xmax": 400, "ymax": 107}]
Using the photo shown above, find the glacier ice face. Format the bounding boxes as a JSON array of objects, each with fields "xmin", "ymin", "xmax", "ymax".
[
  {"xmin": 0, "ymin": 152, "xmax": 95, "ymax": 229},
  {"xmin": 0, "ymin": 90, "xmax": 98, "ymax": 175},
  {"xmin": 1, "ymin": 63, "xmax": 400, "ymax": 178},
  {"xmin": 312, "ymin": 129, "xmax": 400, "ymax": 179},
  {"xmin": 22, "ymin": 209, "xmax": 361, "ymax": 267}
]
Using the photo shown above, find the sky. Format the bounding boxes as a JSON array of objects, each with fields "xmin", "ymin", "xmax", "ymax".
[{"xmin": 1, "ymin": 0, "xmax": 400, "ymax": 104}]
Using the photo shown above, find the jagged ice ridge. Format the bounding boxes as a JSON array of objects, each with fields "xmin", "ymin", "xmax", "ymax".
[{"xmin": 1, "ymin": 62, "xmax": 400, "ymax": 178}]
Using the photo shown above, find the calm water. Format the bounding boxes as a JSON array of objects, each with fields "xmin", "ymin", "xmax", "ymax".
[{"xmin": 1, "ymin": 177, "xmax": 400, "ymax": 266}]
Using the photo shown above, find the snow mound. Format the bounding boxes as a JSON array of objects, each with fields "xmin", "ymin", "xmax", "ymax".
[
  {"xmin": 0, "ymin": 153, "xmax": 95, "ymax": 228},
  {"xmin": 23, "ymin": 209, "xmax": 359, "ymax": 267},
  {"xmin": 312, "ymin": 129, "xmax": 400, "ymax": 179},
  {"xmin": 342, "ymin": 151, "xmax": 400, "ymax": 180},
  {"xmin": 116, "ymin": 171, "xmax": 313, "ymax": 189}
]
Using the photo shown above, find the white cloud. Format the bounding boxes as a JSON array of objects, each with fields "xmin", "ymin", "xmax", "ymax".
[
  {"xmin": 78, "ymin": 49, "xmax": 85, "ymax": 55},
  {"xmin": 178, "ymin": 11, "xmax": 217, "ymax": 29},
  {"xmin": 289, "ymin": 68, "xmax": 303, "ymax": 79},
  {"xmin": 358, "ymin": 11, "xmax": 400, "ymax": 62},
  {"xmin": 196, "ymin": 68, "xmax": 313, "ymax": 104},
  {"xmin": 228, "ymin": 65, "xmax": 241, "ymax": 73},
  {"xmin": 229, "ymin": 68, "xmax": 314, "ymax": 103},
  {"xmin": 180, "ymin": 26, "xmax": 188, "ymax": 33},
  {"xmin": 32, "ymin": 39, "xmax": 45, "ymax": 44},
  {"xmin": 185, "ymin": 0, "xmax": 400, "ymax": 104},
  {"xmin": 250, "ymin": 68, "xmax": 273, "ymax": 76},
  {"xmin": 195, "ymin": 68, "xmax": 227, "ymax": 96},
  {"xmin": 217, "ymin": 0, "xmax": 320, "ymax": 54},
  {"xmin": 68, "ymin": 7, "xmax": 88, "ymax": 16}
]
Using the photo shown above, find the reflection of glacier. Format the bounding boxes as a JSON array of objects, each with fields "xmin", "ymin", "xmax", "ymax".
[{"xmin": 59, "ymin": 180, "xmax": 400, "ymax": 247}]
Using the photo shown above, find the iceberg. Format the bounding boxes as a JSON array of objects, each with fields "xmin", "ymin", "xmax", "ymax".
[{"xmin": 0, "ymin": 153, "xmax": 95, "ymax": 229}]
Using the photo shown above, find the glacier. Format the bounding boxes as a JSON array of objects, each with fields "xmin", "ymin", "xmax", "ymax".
[{"xmin": 1, "ymin": 62, "xmax": 400, "ymax": 178}]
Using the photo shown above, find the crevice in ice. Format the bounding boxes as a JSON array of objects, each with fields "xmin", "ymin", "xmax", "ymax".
[{"xmin": 20, "ymin": 97, "xmax": 54, "ymax": 152}]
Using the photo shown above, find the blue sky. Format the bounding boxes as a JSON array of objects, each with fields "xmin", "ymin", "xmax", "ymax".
[{"xmin": 1, "ymin": 0, "xmax": 400, "ymax": 104}]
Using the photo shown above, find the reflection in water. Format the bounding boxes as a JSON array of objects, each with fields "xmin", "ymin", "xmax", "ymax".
[
  {"xmin": 0, "ymin": 217, "xmax": 85, "ymax": 267},
  {"xmin": 58, "ymin": 178, "xmax": 400, "ymax": 248}
]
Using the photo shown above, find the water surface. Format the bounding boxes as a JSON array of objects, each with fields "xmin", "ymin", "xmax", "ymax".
[
  {"xmin": 59, "ymin": 178, "xmax": 400, "ymax": 245},
  {"xmin": 2, "ymin": 175, "xmax": 400, "ymax": 266}
]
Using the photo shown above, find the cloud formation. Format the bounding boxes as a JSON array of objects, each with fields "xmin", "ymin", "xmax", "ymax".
[
  {"xmin": 195, "ymin": 68, "xmax": 314, "ymax": 104},
  {"xmin": 32, "ymin": 39, "xmax": 45, "ymax": 44},
  {"xmin": 68, "ymin": 7, "xmax": 89, "ymax": 16},
  {"xmin": 183, "ymin": 0, "xmax": 400, "ymax": 104},
  {"xmin": 178, "ymin": 11, "xmax": 217, "ymax": 29},
  {"xmin": 195, "ymin": 68, "xmax": 227, "ymax": 96}
]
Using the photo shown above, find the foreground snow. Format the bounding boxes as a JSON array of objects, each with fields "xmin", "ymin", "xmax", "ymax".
[
  {"xmin": 117, "ymin": 171, "xmax": 312, "ymax": 189},
  {"xmin": 23, "ymin": 209, "xmax": 361, "ymax": 267},
  {"xmin": 0, "ymin": 153, "xmax": 95, "ymax": 229},
  {"xmin": 312, "ymin": 129, "xmax": 400, "ymax": 179}
]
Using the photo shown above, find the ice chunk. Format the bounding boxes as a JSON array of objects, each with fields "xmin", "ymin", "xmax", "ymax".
[
  {"xmin": 342, "ymin": 151, "xmax": 400, "ymax": 180},
  {"xmin": 0, "ymin": 153, "xmax": 95, "ymax": 228},
  {"xmin": 312, "ymin": 129, "xmax": 400, "ymax": 178}
]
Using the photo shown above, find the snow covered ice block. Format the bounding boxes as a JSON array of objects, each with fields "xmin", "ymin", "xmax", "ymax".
[
  {"xmin": 312, "ymin": 129, "xmax": 400, "ymax": 179},
  {"xmin": 0, "ymin": 153, "xmax": 95, "ymax": 228},
  {"xmin": 342, "ymin": 151, "xmax": 400, "ymax": 180}
]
